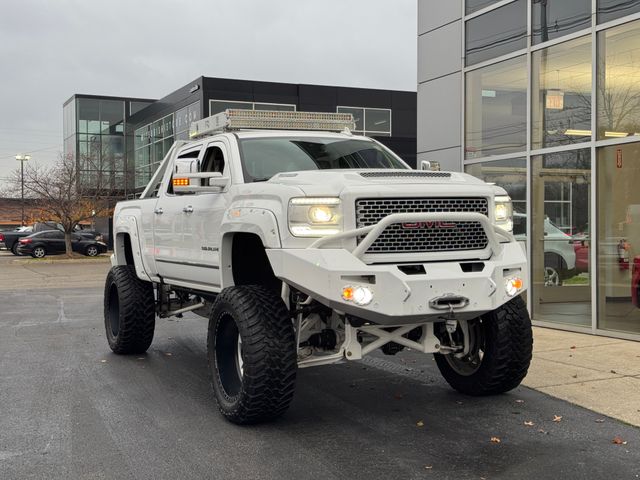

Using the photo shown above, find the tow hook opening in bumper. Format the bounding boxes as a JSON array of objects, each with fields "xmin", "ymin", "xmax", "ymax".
[{"xmin": 428, "ymin": 294, "xmax": 470, "ymax": 311}]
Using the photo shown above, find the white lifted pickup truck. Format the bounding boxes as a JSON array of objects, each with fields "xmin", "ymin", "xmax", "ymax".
[{"xmin": 104, "ymin": 109, "xmax": 532, "ymax": 424}]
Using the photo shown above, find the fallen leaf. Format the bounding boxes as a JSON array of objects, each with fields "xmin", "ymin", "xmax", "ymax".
[
  {"xmin": 515, "ymin": 399, "xmax": 525, "ymax": 404},
  {"xmin": 490, "ymin": 437, "xmax": 501, "ymax": 443},
  {"xmin": 100, "ymin": 360, "xmax": 107, "ymax": 363},
  {"xmin": 612, "ymin": 436, "xmax": 626, "ymax": 445},
  {"xmin": 611, "ymin": 370, "xmax": 617, "ymax": 374},
  {"xmin": 595, "ymin": 419, "xmax": 605, "ymax": 423},
  {"xmin": 416, "ymin": 420, "xmax": 424, "ymax": 427},
  {"xmin": 165, "ymin": 352, "xmax": 172, "ymax": 357},
  {"xmin": 570, "ymin": 346, "xmax": 576, "ymax": 349},
  {"xmin": 424, "ymin": 465, "xmax": 433, "ymax": 470},
  {"xmin": 538, "ymin": 429, "xmax": 548, "ymax": 434},
  {"xmin": 553, "ymin": 415, "xmax": 562, "ymax": 422},
  {"xmin": 571, "ymin": 374, "xmax": 578, "ymax": 379},
  {"xmin": 524, "ymin": 421, "xmax": 534, "ymax": 426}
]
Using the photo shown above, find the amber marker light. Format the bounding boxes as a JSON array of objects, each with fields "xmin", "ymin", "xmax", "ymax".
[
  {"xmin": 505, "ymin": 277, "xmax": 523, "ymax": 297},
  {"xmin": 342, "ymin": 286, "xmax": 354, "ymax": 301},
  {"xmin": 172, "ymin": 178, "xmax": 190, "ymax": 187}
]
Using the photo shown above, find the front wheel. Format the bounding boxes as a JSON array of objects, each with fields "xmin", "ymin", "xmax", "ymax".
[
  {"xmin": 208, "ymin": 285, "xmax": 297, "ymax": 424},
  {"xmin": 103, "ymin": 265, "xmax": 155, "ymax": 354},
  {"xmin": 434, "ymin": 297, "xmax": 532, "ymax": 396},
  {"xmin": 85, "ymin": 245, "xmax": 99, "ymax": 257}
]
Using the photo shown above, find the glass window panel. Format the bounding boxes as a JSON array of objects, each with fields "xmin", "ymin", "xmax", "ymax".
[
  {"xmin": 598, "ymin": 0, "xmax": 640, "ymax": 24},
  {"xmin": 77, "ymin": 98, "xmax": 100, "ymax": 124},
  {"xmin": 465, "ymin": 55, "xmax": 527, "ymax": 159},
  {"xmin": 254, "ymin": 103, "xmax": 296, "ymax": 111},
  {"xmin": 337, "ymin": 107, "xmax": 365, "ymax": 131},
  {"xmin": 365, "ymin": 108, "xmax": 391, "ymax": 134},
  {"xmin": 88, "ymin": 120, "xmax": 101, "ymax": 135},
  {"xmin": 597, "ymin": 20, "xmax": 640, "ymax": 139},
  {"xmin": 531, "ymin": 149, "xmax": 592, "ymax": 326},
  {"xmin": 532, "ymin": 36, "xmax": 592, "ymax": 149},
  {"xmin": 465, "ymin": 0, "xmax": 527, "ymax": 66},
  {"xmin": 78, "ymin": 120, "xmax": 88, "ymax": 134},
  {"xmin": 163, "ymin": 115, "xmax": 174, "ymax": 137},
  {"xmin": 597, "ymin": 142, "xmax": 640, "ymax": 334},
  {"xmin": 466, "ymin": 0, "xmax": 501, "ymax": 15},
  {"xmin": 532, "ymin": 0, "xmax": 592, "ymax": 45},
  {"xmin": 464, "ymin": 156, "xmax": 527, "ymax": 218},
  {"xmin": 100, "ymin": 100, "xmax": 124, "ymax": 135},
  {"xmin": 188, "ymin": 101, "xmax": 201, "ymax": 125},
  {"xmin": 210, "ymin": 100, "xmax": 252, "ymax": 115}
]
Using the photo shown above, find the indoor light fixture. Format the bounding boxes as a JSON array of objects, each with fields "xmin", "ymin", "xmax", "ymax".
[{"xmin": 564, "ymin": 129, "xmax": 592, "ymax": 136}]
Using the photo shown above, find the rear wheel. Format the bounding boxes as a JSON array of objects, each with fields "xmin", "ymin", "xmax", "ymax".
[
  {"xmin": 434, "ymin": 297, "xmax": 532, "ymax": 395},
  {"xmin": 11, "ymin": 243, "xmax": 20, "ymax": 255},
  {"xmin": 103, "ymin": 265, "xmax": 155, "ymax": 354},
  {"xmin": 208, "ymin": 285, "xmax": 297, "ymax": 424},
  {"xmin": 32, "ymin": 246, "xmax": 46, "ymax": 258}
]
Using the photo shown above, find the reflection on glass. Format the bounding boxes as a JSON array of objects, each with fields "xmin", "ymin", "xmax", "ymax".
[
  {"xmin": 210, "ymin": 100, "xmax": 252, "ymax": 115},
  {"xmin": 531, "ymin": 149, "xmax": 591, "ymax": 326},
  {"xmin": 532, "ymin": 0, "xmax": 591, "ymax": 45},
  {"xmin": 465, "ymin": 56, "xmax": 527, "ymax": 159},
  {"xmin": 466, "ymin": 0, "xmax": 500, "ymax": 14},
  {"xmin": 337, "ymin": 107, "xmax": 365, "ymax": 131},
  {"xmin": 597, "ymin": 143, "xmax": 640, "ymax": 334},
  {"xmin": 598, "ymin": 0, "xmax": 640, "ymax": 24},
  {"xmin": 465, "ymin": 0, "xmax": 527, "ymax": 66},
  {"xmin": 532, "ymin": 36, "xmax": 592, "ymax": 149},
  {"xmin": 254, "ymin": 103, "xmax": 296, "ymax": 111},
  {"xmin": 365, "ymin": 108, "xmax": 391, "ymax": 134},
  {"xmin": 465, "ymin": 157, "xmax": 527, "ymax": 216},
  {"xmin": 597, "ymin": 20, "xmax": 640, "ymax": 140}
]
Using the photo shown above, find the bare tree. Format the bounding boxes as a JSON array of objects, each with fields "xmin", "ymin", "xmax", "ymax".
[{"xmin": 3, "ymin": 152, "xmax": 112, "ymax": 256}]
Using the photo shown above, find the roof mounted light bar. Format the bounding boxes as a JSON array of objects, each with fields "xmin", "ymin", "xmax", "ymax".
[{"xmin": 189, "ymin": 109, "xmax": 355, "ymax": 139}]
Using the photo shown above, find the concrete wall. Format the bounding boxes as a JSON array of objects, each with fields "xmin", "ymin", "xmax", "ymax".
[{"xmin": 417, "ymin": 0, "xmax": 464, "ymax": 172}]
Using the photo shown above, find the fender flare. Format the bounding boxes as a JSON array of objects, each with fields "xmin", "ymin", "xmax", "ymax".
[
  {"xmin": 219, "ymin": 208, "xmax": 282, "ymax": 288},
  {"xmin": 113, "ymin": 215, "xmax": 152, "ymax": 282}
]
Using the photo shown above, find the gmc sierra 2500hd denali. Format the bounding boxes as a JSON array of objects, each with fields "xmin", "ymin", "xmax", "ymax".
[{"xmin": 104, "ymin": 109, "xmax": 532, "ymax": 424}]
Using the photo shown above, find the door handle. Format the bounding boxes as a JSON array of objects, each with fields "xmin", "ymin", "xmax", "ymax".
[
  {"xmin": 183, "ymin": 205, "xmax": 194, "ymax": 214},
  {"xmin": 154, "ymin": 207, "xmax": 163, "ymax": 215}
]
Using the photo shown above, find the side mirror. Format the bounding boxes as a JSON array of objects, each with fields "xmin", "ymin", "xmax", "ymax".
[
  {"xmin": 173, "ymin": 172, "xmax": 230, "ymax": 194},
  {"xmin": 420, "ymin": 160, "xmax": 441, "ymax": 171}
]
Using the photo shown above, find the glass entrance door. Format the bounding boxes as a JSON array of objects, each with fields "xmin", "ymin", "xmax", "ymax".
[{"xmin": 531, "ymin": 150, "xmax": 592, "ymax": 326}]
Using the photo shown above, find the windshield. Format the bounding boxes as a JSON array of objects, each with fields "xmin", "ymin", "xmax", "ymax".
[{"xmin": 238, "ymin": 136, "xmax": 409, "ymax": 182}]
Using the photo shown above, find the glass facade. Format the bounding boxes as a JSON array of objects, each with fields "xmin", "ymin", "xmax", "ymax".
[
  {"xmin": 337, "ymin": 107, "xmax": 392, "ymax": 136},
  {"xmin": 462, "ymin": 0, "xmax": 640, "ymax": 338},
  {"xmin": 465, "ymin": 55, "xmax": 527, "ymax": 159},
  {"xmin": 63, "ymin": 97, "xmax": 127, "ymax": 192},
  {"xmin": 465, "ymin": 0, "xmax": 527, "ymax": 66}
]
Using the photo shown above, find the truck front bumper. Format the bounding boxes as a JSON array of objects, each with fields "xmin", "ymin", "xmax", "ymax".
[{"xmin": 267, "ymin": 212, "xmax": 527, "ymax": 326}]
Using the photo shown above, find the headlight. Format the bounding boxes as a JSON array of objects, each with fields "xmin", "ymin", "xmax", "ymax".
[
  {"xmin": 289, "ymin": 197, "xmax": 342, "ymax": 237},
  {"xmin": 494, "ymin": 195, "xmax": 513, "ymax": 232}
]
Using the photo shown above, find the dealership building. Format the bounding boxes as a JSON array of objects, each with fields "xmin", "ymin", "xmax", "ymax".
[
  {"xmin": 419, "ymin": 0, "xmax": 640, "ymax": 340},
  {"xmin": 63, "ymin": 78, "xmax": 416, "ymax": 195}
]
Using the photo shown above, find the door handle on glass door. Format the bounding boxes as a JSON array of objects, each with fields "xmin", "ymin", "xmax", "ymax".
[{"xmin": 183, "ymin": 205, "xmax": 194, "ymax": 213}]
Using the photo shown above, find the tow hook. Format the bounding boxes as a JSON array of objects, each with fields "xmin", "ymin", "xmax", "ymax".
[{"xmin": 429, "ymin": 294, "xmax": 470, "ymax": 311}]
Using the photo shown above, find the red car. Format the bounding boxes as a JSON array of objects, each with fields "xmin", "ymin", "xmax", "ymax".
[{"xmin": 632, "ymin": 256, "xmax": 640, "ymax": 308}]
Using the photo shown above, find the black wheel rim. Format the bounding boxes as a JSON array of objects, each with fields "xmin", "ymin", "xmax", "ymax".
[
  {"xmin": 108, "ymin": 284, "xmax": 120, "ymax": 336},
  {"xmin": 444, "ymin": 319, "xmax": 485, "ymax": 376},
  {"xmin": 215, "ymin": 312, "xmax": 243, "ymax": 397}
]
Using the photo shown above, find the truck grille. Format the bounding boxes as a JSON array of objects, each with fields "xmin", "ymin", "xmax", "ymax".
[{"xmin": 355, "ymin": 198, "xmax": 489, "ymax": 254}]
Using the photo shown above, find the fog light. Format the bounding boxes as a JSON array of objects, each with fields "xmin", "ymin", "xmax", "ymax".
[
  {"xmin": 505, "ymin": 277, "xmax": 523, "ymax": 297},
  {"xmin": 341, "ymin": 286, "xmax": 374, "ymax": 306}
]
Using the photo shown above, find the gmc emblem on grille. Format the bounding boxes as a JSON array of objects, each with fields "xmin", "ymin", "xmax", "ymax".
[{"xmin": 401, "ymin": 221, "xmax": 457, "ymax": 229}]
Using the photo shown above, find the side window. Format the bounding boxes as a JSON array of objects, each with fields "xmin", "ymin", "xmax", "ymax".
[
  {"xmin": 168, "ymin": 148, "xmax": 201, "ymax": 194},
  {"xmin": 200, "ymin": 145, "xmax": 226, "ymax": 175}
]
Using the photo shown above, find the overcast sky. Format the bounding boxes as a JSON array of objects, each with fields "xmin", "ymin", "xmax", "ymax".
[{"xmin": 0, "ymin": 0, "xmax": 417, "ymax": 182}]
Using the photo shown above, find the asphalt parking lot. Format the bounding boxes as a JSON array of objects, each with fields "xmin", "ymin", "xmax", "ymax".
[{"xmin": 0, "ymin": 251, "xmax": 638, "ymax": 480}]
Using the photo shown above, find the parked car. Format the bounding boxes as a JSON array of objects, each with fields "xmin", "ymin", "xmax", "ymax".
[
  {"xmin": 513, "ymin": 213, "xmax": 576, "ymax": 286},
  {"xmin": 16, "ymin": 230, "xmax": 107, "ymax": 258},
  {"xmin": 1, "ymin": 222, "xmax": 104, "ymax": 254}
]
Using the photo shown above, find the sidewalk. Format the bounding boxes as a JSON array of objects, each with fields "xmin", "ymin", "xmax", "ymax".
[{"xmin": 524, "ymin": 326, "xmax": 640, "ymax": 426}]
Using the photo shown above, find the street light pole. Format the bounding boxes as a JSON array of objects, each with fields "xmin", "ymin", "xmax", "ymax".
[{"xmin": 15, "ymin": 154, "xmax": 31, "ymax": 226}]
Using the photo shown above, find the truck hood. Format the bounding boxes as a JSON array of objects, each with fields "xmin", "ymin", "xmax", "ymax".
[{"xmin": 267, "ymin": 169, "xmax": 496, "ymax": 197}]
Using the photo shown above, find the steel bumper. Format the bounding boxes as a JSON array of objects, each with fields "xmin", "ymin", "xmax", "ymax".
[{"xmin": 267, "ymin": 212, "xmax": 528, "ymax": 326}]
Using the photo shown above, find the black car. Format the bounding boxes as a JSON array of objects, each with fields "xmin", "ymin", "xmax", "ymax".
[{"xmin": 16, "ymin": 230, "xmax": 107, "ymax": 258}]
